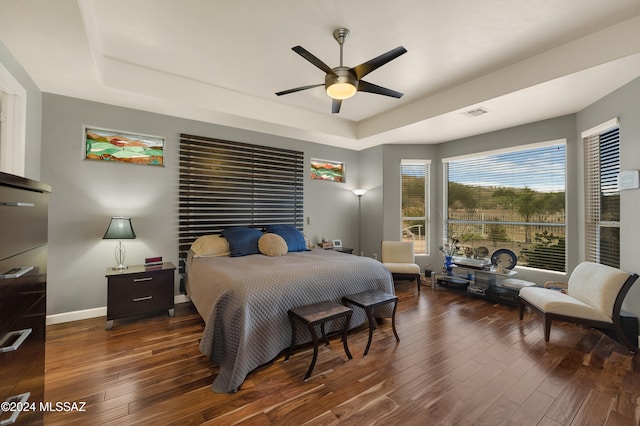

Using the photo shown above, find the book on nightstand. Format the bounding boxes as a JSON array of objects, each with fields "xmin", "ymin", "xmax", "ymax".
[{"xmin": 144, "ymin": 256, "xmax": 163, "ymax": 267}]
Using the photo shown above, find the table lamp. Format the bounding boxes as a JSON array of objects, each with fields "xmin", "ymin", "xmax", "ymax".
[{"xmin": 103, "ymin": 216, "xmax": 136, "ymax": 270}]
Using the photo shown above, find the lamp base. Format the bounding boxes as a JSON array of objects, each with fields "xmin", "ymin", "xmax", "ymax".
[
  {"xmin": 113, "ymin": 241, "xmax": 128, "ymax": 271},
  {"xmin": 111, "ymin": 264, "xmax": 128, "ymax": 271}
]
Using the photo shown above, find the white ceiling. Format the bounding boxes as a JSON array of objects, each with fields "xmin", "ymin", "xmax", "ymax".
[{"xmin": 1, "ymin": 0, "xmax": 640, "ymax": 150}]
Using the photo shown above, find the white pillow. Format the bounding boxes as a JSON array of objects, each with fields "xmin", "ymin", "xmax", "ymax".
[{"xmin": 190, "ymin": 235, "xmax": 230, "ymax": 257}]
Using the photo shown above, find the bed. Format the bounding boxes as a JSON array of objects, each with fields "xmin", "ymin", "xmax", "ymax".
[{"xmin": 185, "ymin": 234, "xmax": 395, "ymax": 393}]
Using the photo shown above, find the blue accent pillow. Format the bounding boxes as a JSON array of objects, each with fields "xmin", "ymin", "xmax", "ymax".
[
  {"xmin": 221, "ymin": 227, "xmax": 263, "ymax": 257},
  {"xmin": 264, "ymin": 225, "xmax": 307, "ymax": 252}
]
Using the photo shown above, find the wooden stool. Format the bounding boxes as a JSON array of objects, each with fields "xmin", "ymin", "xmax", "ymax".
[
  {"xmin": 285, "ymin": 300, "xmax": 353, "ymax": 381},
  {"xmin": 342, "ymin": 290, "xmax": 399, "ymax": 356}
]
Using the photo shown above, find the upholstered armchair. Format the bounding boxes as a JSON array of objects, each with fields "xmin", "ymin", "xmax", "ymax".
[
  {"xmin": 381, "ymin": 241, "xmax": 421, "ymax": 292},
  {"xmin": 519, "ymin": 261, "xmax": 639, "ymax": 352}
]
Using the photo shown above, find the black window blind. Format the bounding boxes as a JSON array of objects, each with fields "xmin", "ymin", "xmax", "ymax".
[{"xmin": 178, "ymin": 133, "xmax": 304, "ymax": 283}]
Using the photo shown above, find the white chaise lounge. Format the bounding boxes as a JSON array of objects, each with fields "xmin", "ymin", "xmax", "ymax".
[{"xmin": 518, "ymin": 261, "xmax": 639, "ymax": 352}]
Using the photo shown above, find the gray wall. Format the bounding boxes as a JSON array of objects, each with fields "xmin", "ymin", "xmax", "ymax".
[
  {"xmin": 577, "ymin": 76, "xmax": 640, "ymax": 315},
  {"xmin": 32, "ymin": 76, "xmax": 640, "ymax": 318},
  {"xmin": 5, "ymin": 34, "xmax": 640, "ymax": 318},
  {"xmin": 366, "ymin": 76, "xmax": 640, "ymax": 317},
  {"xmin": 41, "ymin": 94, "xmax": 362, "ymax": 315},
  {"xmin": 367, "ymin": 116, "xmax": 577, "ymax": 285},
  {"xmin": 358, "ymin": 145, "xmax": 384, "ymax": 258},
  {"xmin": 0, "ymin": 39, "xmax": 42, "ymax": 179}
]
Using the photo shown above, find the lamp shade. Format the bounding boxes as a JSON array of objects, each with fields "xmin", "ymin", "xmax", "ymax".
[
  {"xmin": 352, "ymin": 189, "xmax": 367, "ymax": 197},
  {"xmin": 103, "ymin": 217, "xmax": 136, "ymax": 240}
]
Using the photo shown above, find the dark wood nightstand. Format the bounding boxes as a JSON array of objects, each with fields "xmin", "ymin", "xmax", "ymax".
[
  {"xmin": 324, "ymin": 247, "xmax": 354, "ymax": 254},
  {"xmin": 105, "ymin": 262, "xmax": 176, "ymax": 329},
  {"xmin": 336, "ymin": 247, "xmax": 354, "ymax": 254}
]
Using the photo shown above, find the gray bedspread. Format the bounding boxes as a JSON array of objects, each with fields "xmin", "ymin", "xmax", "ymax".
[{"xmin": 186, "ymin": 248, "xmax": 395, "ymax": 393}]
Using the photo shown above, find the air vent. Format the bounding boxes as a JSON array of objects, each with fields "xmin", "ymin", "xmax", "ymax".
[{"xmin": 461, "ymin": 107, "xmax": 489, "ymax": 117}]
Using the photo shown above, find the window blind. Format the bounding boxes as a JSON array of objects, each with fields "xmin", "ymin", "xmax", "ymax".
[
  {"xmin": 583, "ymin": 126, "xmax": 620, "ymax": 267},
  {"xmin": 401, "ymin": 160, "xmax": 430, "ymax": 255},
  {"xmin": 444, "ymin": 142, "xmax": 566, "ymax": 272},
  {"xmin": 179, "ymin": 134, "xmax": 304, "ymax": 282}
]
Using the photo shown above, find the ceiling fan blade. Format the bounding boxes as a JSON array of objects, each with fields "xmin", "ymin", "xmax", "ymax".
[
  {"xmin": 351, "ymin": 46, "xmax": 407, "ymax": 80},
  {"xmin": 332, "ymin": 99, "xmax": 342, "ymax": 114},
  {"xmin": 275, "ymin": 83, "xmax": 324, "ymax": 96},
  {"xmin": 357, "ymin": 80, "xmax": 404, "ymax": 98},
  {"xmin": 292, "ymin": 46, "xmax": 337, "ymax": 76}
]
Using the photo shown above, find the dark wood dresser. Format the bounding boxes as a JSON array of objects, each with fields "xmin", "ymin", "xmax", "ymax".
[{"xmin": 0, "ymin": 171, "xmax": 50, "ymax": 425}]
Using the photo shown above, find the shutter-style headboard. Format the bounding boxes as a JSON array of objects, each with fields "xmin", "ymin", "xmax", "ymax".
[{"xmin": 178, "ymin": 133, "xmax": 304, "ymax": 290}]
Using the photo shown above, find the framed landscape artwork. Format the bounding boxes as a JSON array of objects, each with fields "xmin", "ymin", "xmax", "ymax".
[
  {"xmin": 310, "ymin": 158, "xmax": 345, "ymax": 182},
  {"xmin": 84, "ymin": 127, "xmax": 165, "ymax": 166}
]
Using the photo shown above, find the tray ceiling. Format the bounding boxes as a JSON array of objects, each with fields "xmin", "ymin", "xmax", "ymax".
[{"xmin": 1, "ymin": 0, "xmax": 640, "ymax": 150}]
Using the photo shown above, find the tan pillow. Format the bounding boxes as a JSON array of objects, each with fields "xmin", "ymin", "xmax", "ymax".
[
  {"xmin": 258, "ymin": 233, "xmax": 288, "ymax": 257},
  {"xmin": 190, "ymin": 235, "xmax": 230, "ymax": 257}
]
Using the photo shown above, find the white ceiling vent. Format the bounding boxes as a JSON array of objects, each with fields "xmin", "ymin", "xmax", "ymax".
[{"xmin": 461, "ymin": 107, "xmax": 489, "ymax": 117}]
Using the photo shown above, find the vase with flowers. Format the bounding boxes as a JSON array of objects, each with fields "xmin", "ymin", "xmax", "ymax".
[
  {"xmin": 439, "ymin": 238, "xmax": 459, "ymax": 276},
  {"xmin": 444, "ymin": 255, "xmax": 454, "ymax": 275}
]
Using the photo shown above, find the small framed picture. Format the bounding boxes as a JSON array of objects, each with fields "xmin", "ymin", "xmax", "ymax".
[
  {"xmin": 332, "ymin": 239, "xmax": 342, "ymax": 250},
  {"xmin": 310, "ymin": 158, "xmax": 345, "ymax": 182},
  {"xmin": 84, "ymin": 126, "xmax": 165, "ymax": 167}
]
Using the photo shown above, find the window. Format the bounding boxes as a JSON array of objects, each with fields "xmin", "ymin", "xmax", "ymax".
[
  {"xmin": 583, "ymin": 120, "xmax": 620, "ymax": 268},
  {"xmin": 401, "ymin": 160, "xmax": 430, "ymax": 255},
  {"xmin": 0, "ymin": 62, "xmax": 27, "ymax": 176},
  {"xmin": 444, "ymin": 141, "xmax": 566, "ymax": 272}
]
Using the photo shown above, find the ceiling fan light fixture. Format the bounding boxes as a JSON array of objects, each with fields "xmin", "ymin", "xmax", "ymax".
[
  {"xmin": 325, "ymin": 67, "xmax": 358, "ymax": 100},
  {"xmin": 326, "ymin": 82, "xmax": 357, "ymax": 100},
  {"xmin": 277, "ymin": 28, "xmax": 406, "ymax": 112}
]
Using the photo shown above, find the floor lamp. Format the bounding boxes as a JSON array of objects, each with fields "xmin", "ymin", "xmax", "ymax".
[{"xmin": 352, "ymin": 189, "xmax": 367, "ymax": 256}]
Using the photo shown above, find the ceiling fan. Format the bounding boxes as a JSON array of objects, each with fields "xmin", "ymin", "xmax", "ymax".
[{"xmin": 275, "ymin": 28, "xmax": 407, "ymax": 114}]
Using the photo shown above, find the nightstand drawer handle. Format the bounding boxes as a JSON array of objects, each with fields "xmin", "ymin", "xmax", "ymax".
[
  {"xmin": 0, "ymin": 201, "xmax": 35, "ymax": 207},
  {"xmin": 133, "ymin": 277, "xmax": 153, "ymax": 282},
  {"xmin": 133, "ymin": 296, "xmax": 152, "ymax": 302}
]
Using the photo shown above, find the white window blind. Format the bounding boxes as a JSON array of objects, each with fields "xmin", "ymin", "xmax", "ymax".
[
  {"xmin": 401, "ymin": 160, "xmax": 430, "ymax": 255},
  {"xmin": 583, "ymin": 126, "xmax": 620, "ymax": 267},
  {"xmin": 444, "ymin": 142, "xmax": 566, "ymax": 272}
]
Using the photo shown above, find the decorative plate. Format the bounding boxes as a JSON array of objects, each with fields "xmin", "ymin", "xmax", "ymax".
[
  {"xmin": 491, "ymin": 249, "xmax": 517, "ymax": 269},
  {"xmin": 475, "ymin": 246, "xmax": 489, "ymax": 259}
]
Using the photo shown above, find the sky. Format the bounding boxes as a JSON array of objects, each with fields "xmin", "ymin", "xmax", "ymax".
[{"xmin": 447, "ymin": 143, "xmax": 566, "ymax": 193}]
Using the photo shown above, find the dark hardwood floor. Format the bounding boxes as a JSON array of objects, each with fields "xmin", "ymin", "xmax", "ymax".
[{"xmin": 44, "ymin": 280, "xmax": 640, "ymax": 425}]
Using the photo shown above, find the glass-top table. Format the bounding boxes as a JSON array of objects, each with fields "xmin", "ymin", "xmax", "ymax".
[{"xmin": 431, "ymin": 264, "xmax": 521, "ymax": 305}]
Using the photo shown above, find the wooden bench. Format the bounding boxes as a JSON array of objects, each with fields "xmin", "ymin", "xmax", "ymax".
[
  {"xmin": 285, "ymin": 300, "xmax": 353, "ymax": 381},
  {"xmin": 342, "ymin": 290, "xmax": 399, "ymax": 356}
]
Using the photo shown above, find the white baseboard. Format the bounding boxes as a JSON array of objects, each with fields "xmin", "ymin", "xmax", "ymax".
[
  {"xmin": 45, "ymin": 294, "xmax": 191, "ymax": 325},
  {"xmin": 46, "ymin": 307, "xmax": 107, "ymax": 325}
]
